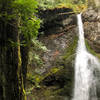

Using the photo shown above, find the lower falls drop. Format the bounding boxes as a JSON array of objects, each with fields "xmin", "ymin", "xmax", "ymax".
[{"xmin": 72, "ymin": 13, "xmax": 100, "ymax": 100}]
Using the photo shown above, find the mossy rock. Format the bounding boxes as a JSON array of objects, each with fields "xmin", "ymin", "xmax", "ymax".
[
  {"xmin": 26, "ymin": 36, "xmax": 78, "ymax": 100},
  {"xmin": 40, "ymin": 66, "xmax": 74, "ymax": 99},
  {"xmin": 85, "ymin": 39, "xmax": 100, "ymax": 59},
  {"xmin": 38, "ymin": 36, "xmax": 78, "ymax": 99}
]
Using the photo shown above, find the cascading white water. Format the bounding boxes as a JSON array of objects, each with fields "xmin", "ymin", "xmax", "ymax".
[{"xmin": 72, "ymin": 13, "xmax": 100, "ymax": 100}]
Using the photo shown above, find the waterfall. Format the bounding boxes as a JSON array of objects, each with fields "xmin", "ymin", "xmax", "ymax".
[{"xmin": 72, "ymin": 13, "xmax": 100, "ymax": 100}]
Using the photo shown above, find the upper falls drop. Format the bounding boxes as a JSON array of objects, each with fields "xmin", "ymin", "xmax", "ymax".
[{"xmin": 72, "ymin": 13, "xmax": 100, "ymax": 100}]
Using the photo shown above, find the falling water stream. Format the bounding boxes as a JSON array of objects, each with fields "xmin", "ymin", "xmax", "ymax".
[{"xmin": 72, "ymin": 13, "xmax": 100, "ymax": 100}]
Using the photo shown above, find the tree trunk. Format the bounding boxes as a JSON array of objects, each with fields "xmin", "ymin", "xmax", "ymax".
[
  {"xmin": 0, "ymin": 1, "xmax": 26, "ymax": 100},
  {"xmin": 20, "ymin": 42, "xmax": 29, "ymax": 88}
]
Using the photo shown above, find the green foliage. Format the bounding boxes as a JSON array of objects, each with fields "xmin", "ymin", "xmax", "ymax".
[
  {"xmin": 12, "ymin": 0, "xmax": 44, "ymax": 67},
  {"xmin": 13, "ymin": 0, "xmax": 38, "ymax": 15},
  {"xmin": 27, "ymin": 66, "xmax": 63, "ymax": 89},
  {"xmin": 31, "ymin": 39, "xmax": 48, "ymax": 51},
  {"xmin": 28, "ymin": 39, "xmax": 48, "ymax": 67},
  {"xmin": 0, "ymin": 0, "xmax": 41, "ymax": 42},
  {"xmin": 12, "ymin": 0, "xmax": 40, "ymax": 41},
  {"xmin": 0, "ymin": 0, "xmax": 47, "ymax": 75},
  {"xmin": 37, "ymin": 0, "xmax": 88, "ymax": 13}
]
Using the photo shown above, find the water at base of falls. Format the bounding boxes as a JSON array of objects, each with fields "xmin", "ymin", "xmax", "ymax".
[{"xmin": 72, "ymin": 13, "xmax": 100, "ymax": 100}]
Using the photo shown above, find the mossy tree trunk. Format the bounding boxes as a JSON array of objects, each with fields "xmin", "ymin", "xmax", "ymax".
[
  {"xmin": 20, "ymin": 35, "xmax": 29, "ymax": 88},
  {"xmin": 0, "ymin": 0, "xmax": 26, "ymax": 100}
]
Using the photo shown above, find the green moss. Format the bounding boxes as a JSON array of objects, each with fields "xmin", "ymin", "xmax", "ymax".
[
  {"xmin": 63, "ymin": 36, "xmax": 78, "ymax": 61},
  {"xmin": 85, "ymin": 39, "xmax": 100, "ymax": 59},
  {"xmin": 44, "ymin": 89, "xmax": 52, "ymax": 97},
  {"xmin": 37, "ymin": 0, "xmax": 87, "ymax": 13},
  {"xmin": 63, "ymin": 37, "xmax": 100, "ymax": 60},
  {"xmin": 27, "ymin": 66, "xmax": 64, "ymax": 88},
  {"xmin": 17, "ymin": 43, "xmax": 27, "ymax": 100},
  {"xmin": 26, "ymin": 37, "xmax": 78, "ymax": 98}
]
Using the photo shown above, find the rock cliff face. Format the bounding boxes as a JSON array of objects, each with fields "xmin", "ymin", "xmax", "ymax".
[
  {"xmin": 38, "ymin": 7, "xmax": 77, "ymax": 70},
  {"xmin": 38, "ymin": 7, "xmax": 100, "ymax": 69},
  {"xmin": 27, "ymin": 6, "xmax": 100, "ymax": 100},
  {"xmin": 38, "ymin": 6, "xmax": 100, "ymax": 99},
  {"xmin": 39, "ymin": 7, "xmax": 100, "ymax": 54},
  {"xmin": 83, "ymin": 7, "xmax": 100, "ymax": 53},
  {"xmin": 37, "ymin": 8, "xmax": 77, "ymax": 100}
]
